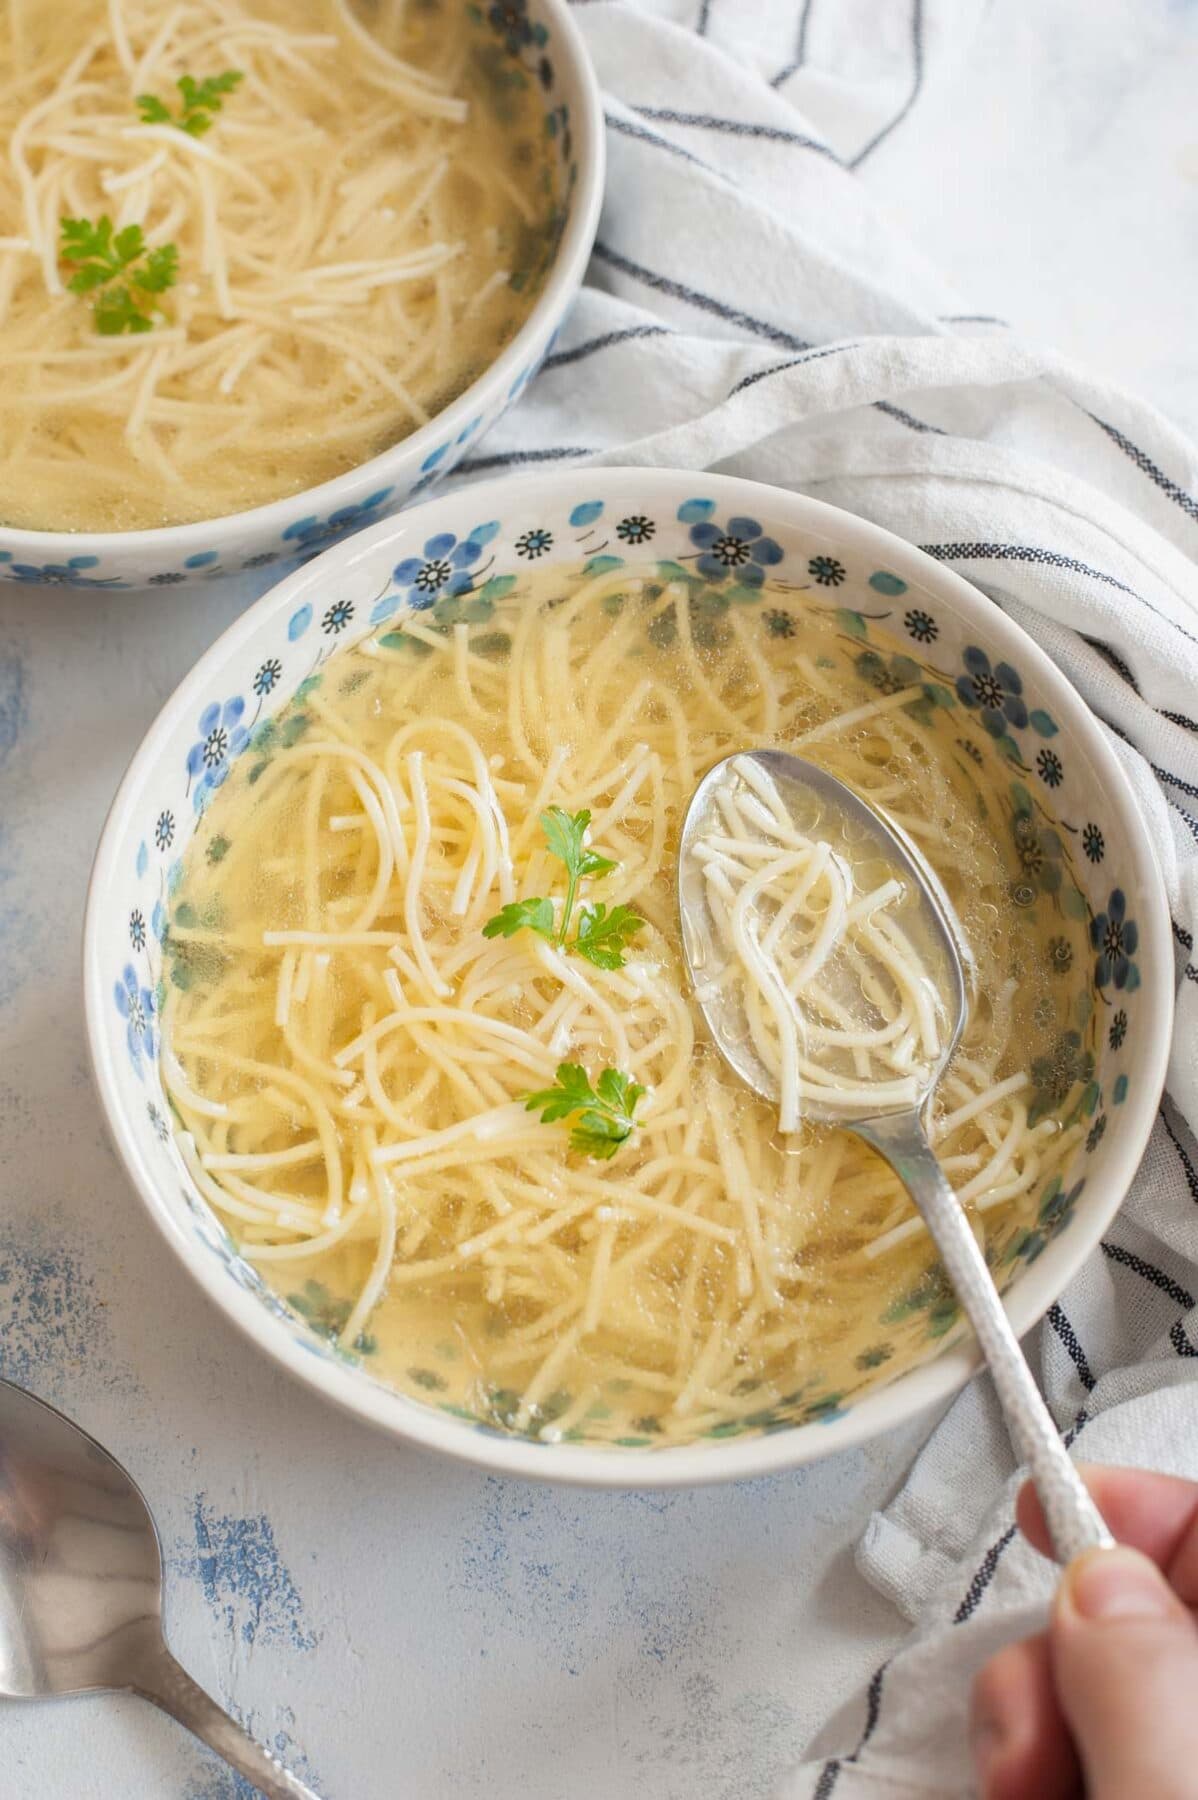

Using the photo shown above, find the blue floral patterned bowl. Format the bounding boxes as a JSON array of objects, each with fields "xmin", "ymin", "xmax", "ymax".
[
  {"xmin": 0, "ymin": 0, "xmax": 602, "ymax": 594},
  {"xmin": 83, "ymin": 469, "xmax": 1173, "ymax": 1486}
]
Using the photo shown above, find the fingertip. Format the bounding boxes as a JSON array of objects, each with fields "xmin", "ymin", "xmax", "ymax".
[{"xmin": 1016, "ymin": 1465, "xmax": 1198, "ymax": 1581}]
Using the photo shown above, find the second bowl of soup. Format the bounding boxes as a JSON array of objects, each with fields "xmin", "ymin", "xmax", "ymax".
[{"xmin": 0, "ymin": 0, "xmax": 602, "ymax": 588}]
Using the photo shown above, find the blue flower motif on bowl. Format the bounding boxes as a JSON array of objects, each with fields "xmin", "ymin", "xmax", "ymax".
[
  {"xmin": 253, "ymin": 657, "xmax": 283, "ymax": 697},
  {"xmin": 322, "ymin": 600, "xmax": 355, "ymax": 636},
  {"xmin": 115, "ymin": 963, "xmax": 156, "ymax": 1074},
  {"xmin": 1091, "ymin": 888, "xmax": 1140, "ymax": 991},
  {"xmin": 488, "ymin": 0, "xmax": 534, "ymax": 52},
  {"xmin": 687, "ymin": 514, "xmax": 783, "ymax": 588},
  {"xmin": 392, "ymin": 524, "xmax": 499, "ymax": 611},
  {"xmin": 955, "ymin": 646, "xmax": 1028, "ymax": 737},
  {"xmin": 186, "ymin": 697, "xmax": 249, "ymax": 813},
  {"xmin": 1, "ymin": 552, "xmax": 124, "ymax": 589},
  {"xmin": 281, "ymin": 487, "xmax": 396, "ymax": 556}
]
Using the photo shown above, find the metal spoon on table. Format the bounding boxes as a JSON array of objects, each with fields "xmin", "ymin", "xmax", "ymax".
[
  {"xmin": 679, "ymin": 749, "xmax": 1112, "ymax": 1565},
  {"xmin": 0, "ymin": 1379, "xmax": 321, "ymax": 1798}
]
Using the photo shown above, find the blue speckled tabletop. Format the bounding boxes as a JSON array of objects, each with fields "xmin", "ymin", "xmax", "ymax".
[{"xmin": 2, "ymin": 3, "xmax": 1192, "ymax": 1793}]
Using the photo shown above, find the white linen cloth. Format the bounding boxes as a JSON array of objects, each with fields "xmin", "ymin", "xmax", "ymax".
[{"xmin": 446, "ymin": 3, "xmax": 1198, "ymax": 1791}]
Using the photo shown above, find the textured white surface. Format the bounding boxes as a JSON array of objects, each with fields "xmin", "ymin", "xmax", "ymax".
[{"xmin": 1, "ymin": 3, "xmax": 1194, "ymax": 1794}]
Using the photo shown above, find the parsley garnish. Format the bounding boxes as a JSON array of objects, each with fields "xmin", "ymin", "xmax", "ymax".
[
  {"xmin": 59, "ymin": 217, "xmax": 178, "ymax": 335},
  {"xmin": 137, "ymin": 70, "xmax": 244, "ymax": 137},
  {"xmin": 482, "ymin": 807, "xmax": 644, "ymax": 969},
  {"xmin": 524, "ymin": 1063, "xmax": 646, "ymax": 1160},
  {"xmin": 483, "ymin": 896, "xmax": 556, "ymax": 941},
  {"xmin": 573, "ymin": 902, "xmax": 646, "ymax": 971}
]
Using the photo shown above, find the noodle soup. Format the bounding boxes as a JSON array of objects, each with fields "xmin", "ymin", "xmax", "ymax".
[
  {"xmin": 161, "ymin": 562, "xmax": 1098, "ymax": 1447},
  {"xmin": 0, "ymin": 0, "xmax": 560, "ymax": 533}
]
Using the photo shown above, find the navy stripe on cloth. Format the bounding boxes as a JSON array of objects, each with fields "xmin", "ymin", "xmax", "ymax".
[
  {"xmin": 728, "ymin": 343, "xmax": 859, "ymax": 397},
  {"xmin": 592, "ymin": 245, "xmax": 949, "ymax": 431},
  {"xmin": 920, "ymin": 543, "xmax": 1198, "ymax": 652},
  {"xmin": 849, "ymin": 0, "xmax": 924, "ymax": 169},
  {"xmin": 543, "ymin": 325, "xmax": 671, "ymax": 371},
  {"xmin": 592, "ymin": 241, "xmax": 812, "ymax": 349},
  {"xmin": 1161, "ymin": 1109, "xmax": 1198, "ymax": 1207},
  {"xmin": 1167, "ymin": 800, "xmax": 1198, "ymax": 847},
  {"xmin": 1047, "ymin": 1303, "xmax": 1097, "ymax": 1391},
  {"xmin": 952, "ymin": 1525, "xmax": 1019, "ymax": 1625},
  {"xmin": 1175, "ymin": 933, "xmax": 1198, "ymax": 983},
  {"xmin": 632, "ymin": 105, "xmax": 839, "ymax": 160},
  {"xmin": 1151, "ymin": 760, "xmax": 1198, "ymax": 802},
  {"xmin": 810, "ymin": 1657, "xmax": 890, "ymax": 1788},
  {"xmin": 922, "ymin": 542, "xmax": 1139, "ymax": 597},
  {"xmin": 1100, "ymin": 1241, "xmax": 1194, "ymax": 1311},
  {"xmin": 605, "ymin": 111, "xmax": 713, "ymax": 174},
  {"xmin": 875, "ymin": 398, "xmax": 945, "ymax": 434},
  {"xmin": 456, "ymin": 446, "xmax": 591, "ymax": 474},
  {"xmin": 1084, "ymin": 412, "xmax": 1198, "ymax": 526},
  {"xmin": 770, "ymin": 0, "xmax": 818, "ymax": 88},
  {"xmin": 1083, "ymin": 635, "xmax": 1141, "ymax": 692}
]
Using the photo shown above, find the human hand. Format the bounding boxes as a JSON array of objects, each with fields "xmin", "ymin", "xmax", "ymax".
[{"xmin": 970, "ymin": 1464, "xmax": 1198, "ymax": 1799}]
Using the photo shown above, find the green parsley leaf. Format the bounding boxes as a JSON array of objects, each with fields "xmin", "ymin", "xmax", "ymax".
[
  {"xmin": 539, "ymin": 805, "xmax": 587, "ymax": 870},
  {"xmin": 136, "ymin": 69, "xmax": 243, "ymax": 138},
  {"xmin": 93, "ymin": 288, "xmax": 155, "ymax": 335},
  {"xmin": 573, "ymin": 902, "xmax": 646, "ymax": 971},
  {"xmin": 136, "ymin": 243, "xmax": 180, "ymax": 294},
  {"xmin": 135, "ymin": 94, "xmax": 173, "ymax": 126},
  {"xmin": 539, "ymin": 806, "xmax": 618, "ymax": 947},
  {"xmin": 568, "ymin": 1113, "xmax": 634, "ymax": 1160},
  {"xmin": 482, "ymin": 807, "xmax": 629, "ymax": 957},
  {"xmin": 523, "ymin": 1062, "xmax": 646, "ymax": 1161},
  {"xmin": 522, "ymin": 1061, "xmax": 595, "ymax": 1122},
  {"xmin": 481, "ymin": 897, "xmax": 555, "ymax": 942},
  {"xmin": 59, "ymin": 215, "xmax": 179, "ymax": 336},
  {"xmin": 595, "ymin": 1067, "xmax": 645, "ymax": 1114}
]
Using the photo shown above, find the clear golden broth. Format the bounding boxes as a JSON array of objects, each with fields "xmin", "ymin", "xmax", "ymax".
[{"xmin": 166, "ymin": 565, "xmax": 1095, "ymax": 1446}]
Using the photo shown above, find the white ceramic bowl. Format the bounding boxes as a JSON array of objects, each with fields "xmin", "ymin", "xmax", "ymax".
[
  {"xmin": 0, "ymin": 0, "xmax": 602, "ymax": 593},
  {"xmin": 84, "ymin": 469, "xmax": 1173, "ymax": 1486}
]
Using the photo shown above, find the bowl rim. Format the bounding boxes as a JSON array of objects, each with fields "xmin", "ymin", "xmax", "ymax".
[
  {"xmin": 1, "ymin": 0, "xmax": 605, "ymax": 556},
  {"xmin": 83, "ymin": 467, "xmax": 1176, "ymax": 1487}
]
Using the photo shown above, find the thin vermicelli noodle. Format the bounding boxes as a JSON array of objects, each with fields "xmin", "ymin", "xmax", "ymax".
[
  {"xmin": 165, "ymin": 566, "xmax": 1093, "ymax": 1444},
  {"xmin": 685, "ymin": 755, "xmax": 956, "ymax": 1132},
  {"xmin": 0, "ymin": 0, "xmax": 557, "ymax": 532}
]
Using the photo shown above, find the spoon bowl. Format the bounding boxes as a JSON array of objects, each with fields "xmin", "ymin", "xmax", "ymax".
[
  {"xmin": 679, "ymin": 748, "xmax": 1114, "ymax": 1565},
  {"xmin": 678, "ymin": 749, "xmax": 971, "ymax": 1126},
  {"xmin": 0, "ymin": 1380, "xmax": 320, "ymax": 1798}
]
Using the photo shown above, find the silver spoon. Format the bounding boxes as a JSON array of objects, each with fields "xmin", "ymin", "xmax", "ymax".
[
  {"xmin": 679, "ymin": 749, "xmax": 1112, "ymax": 1564},
  {"xmin": 0, "ymin": 1379, "xmax": 322, "ymax": 1798}
]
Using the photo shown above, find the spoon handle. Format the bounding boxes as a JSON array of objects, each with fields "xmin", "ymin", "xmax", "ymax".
[
  {"xmin": 855, "ymin": 1110, "xmax": 1114, "ymax": 1566},
  {"xmin": 132, "ymin": 1646, "xmax": 323, "ymax": 1799}
]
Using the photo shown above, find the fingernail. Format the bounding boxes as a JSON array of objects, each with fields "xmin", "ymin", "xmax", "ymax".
[{"xmin": 1063, "ymin": 1547, "xmax": 1173, "ymax": 1622}]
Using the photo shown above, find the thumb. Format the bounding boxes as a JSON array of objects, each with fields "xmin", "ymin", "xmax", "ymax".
[{"xmin": 1051, "ymin": 1545, "xmax": 1198, "ymax": 1800}]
